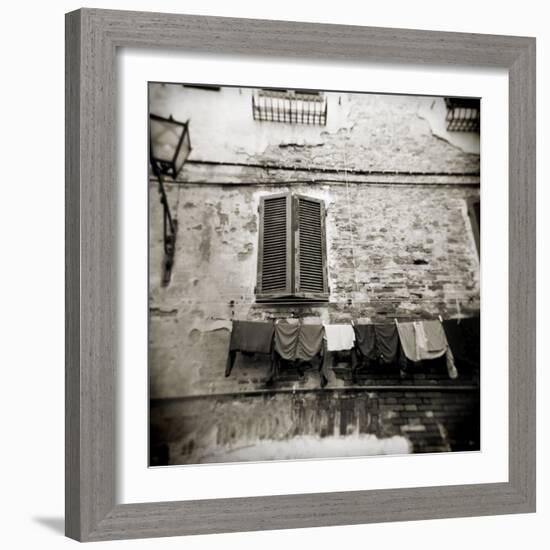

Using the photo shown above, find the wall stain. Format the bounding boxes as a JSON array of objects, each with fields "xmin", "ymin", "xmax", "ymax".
[
  {"xmin": 237, "ymin": 242, "xmax": 254, "ymax": 260},
  {"xmin": 198, "ymin": 210, "xmax": 212, "ymax": 263},
  {"xmin": 189, "ymin": 329, "xmax": 201, "ymax": 344},
  {"xmin": 243, "ymin": 216, "xmax": 257, "ymax": 233},
  {"xmin": 215, "ymin": 202, "xmax": 229, "ymax": 227},
  {"xmin": 150, "ymin": 307, "xmax": 178, "ymax": 317}
]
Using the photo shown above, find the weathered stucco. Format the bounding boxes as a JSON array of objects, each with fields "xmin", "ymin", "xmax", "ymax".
[{"xmin": 149, "ymin": 84, "xmax": 479, "ymax": 172}]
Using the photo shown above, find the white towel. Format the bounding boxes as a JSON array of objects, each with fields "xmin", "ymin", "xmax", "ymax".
[{"xmin": 323, "ymin": 323, "xmax": 356, "ymax": 351}]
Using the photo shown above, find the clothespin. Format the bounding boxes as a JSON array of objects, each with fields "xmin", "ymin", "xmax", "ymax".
[
  {"xmin": 438, "ymin": 314, "xmax": 443, "ymax": 323},
  {"xmin": 393, "ymin": 318, "xmax": 399, "ymax": 327},
  {"xmin": 455, "ymin": 298, "xmax": 462, "ymax": 324}
]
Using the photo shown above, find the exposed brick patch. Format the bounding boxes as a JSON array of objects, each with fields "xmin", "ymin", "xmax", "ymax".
[{"xmin": 249, "ymin": 95, "xmax": 479, "ymax": 174}]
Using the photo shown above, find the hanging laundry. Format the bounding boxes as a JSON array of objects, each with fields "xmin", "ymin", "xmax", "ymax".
[
  {"xmin": 414, "ymin": 321, "xmax": 430, "ymax": 352},
  {"xmin": 273, "ymin": 322, "xmax": 300, "ymax": 361},
  {"xmin": 273, "ymin": 322, "xmax": 324, "ymax": 362},
  {"xmin": 270, "ymin": 321, "xmax": 325, "ymax": 387},
  {"xmin": 323, "ymin": 323, "xmax": 355, "ymax": 352},
  {"xmin": 296, "ymin": 324, "xmax": 324, "ymax": 361},
  {"xmin": 445, "ymin": 346, "xmax": 459, "ymax": 380},
  {"xmin": 354, "ymin": 324, "xmax": 400, "ymax": 364},
  {"xmin": 375, "ymin": 324, "xmax": 400, "ymax": 363},
  {"xmin": 229, "ymin": 320, "xmax": 275, "ymax": 354},
  {"xmin": 420, "ymin": 320, "xmax": 458, "ymax": 379},
  {"xmin": 353, "ymin": 324, "xmax": 378, "ymax": 360},
  {"xmin": 442, "ymin": 316, "xmax": 480, "ymax": 367},
  {"xmin": 396, "ymin": 322, "xmax": 421, "ymax": 362},
  {"xmin": 416, "ymin": 320, "xmax": 448, "ymax": 359},
  {"xmin": 397, "ymin": 320, "xmax": 445, "ymax": 362},
  {"xmin": 397, "ymin": 319, "xmax": 458, "ymax": 379},
  {"xmin": 225, "ymin": 320, "xmax": 275, "ymax": 376}
]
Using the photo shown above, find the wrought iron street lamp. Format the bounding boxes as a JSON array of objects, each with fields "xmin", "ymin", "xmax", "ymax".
[
  {"xmin": 149, "ymin": 113, "xmax": 192, "ymax": 177},
  {"xmin": 149, "ymin": 114, "xmax": 192, "ymax": 285}
]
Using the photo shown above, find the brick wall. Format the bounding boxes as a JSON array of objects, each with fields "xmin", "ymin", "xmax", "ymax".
[{"xmin": 151, "ymin": 386, "xmax": 480, "ymax": 465}]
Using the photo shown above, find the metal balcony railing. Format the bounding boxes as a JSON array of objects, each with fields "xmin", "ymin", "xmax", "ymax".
[
  {"xmin": 252, "ymin": 89, "xmax": 327, "ymax": 125},
  {"xmin": 444, "ymin": 98, "xmax": 480, "ymax": 132}
]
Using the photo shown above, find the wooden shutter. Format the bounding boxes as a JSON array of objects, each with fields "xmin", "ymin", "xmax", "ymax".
[
  {"xmin": 294, "ymin": 195, "xmax": 329, "ymax": 300},
  {"xmin": 467, "ymin": 197, "xmax": 480, "ymax": 256},
  {"xmin": 256, "ymin": 194, "xmax": 292, "ymax": 299}
]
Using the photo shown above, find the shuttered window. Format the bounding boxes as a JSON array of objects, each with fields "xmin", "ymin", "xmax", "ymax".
[
  {"xmin": 256, "ymin": 193, "xmax": 328, "ymax": 301},
  {"xmin": 258, "ymin": 194, "xmax": 292, "ymax": 297}
]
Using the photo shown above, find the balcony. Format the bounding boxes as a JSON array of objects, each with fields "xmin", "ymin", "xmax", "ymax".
[
  {"xmin": 252, "ymin": 89, "xmax": 327, "ymax": 125},
  {"xmin": 444, "ymin": 97, "xmax": 480, "ymax": 132}
]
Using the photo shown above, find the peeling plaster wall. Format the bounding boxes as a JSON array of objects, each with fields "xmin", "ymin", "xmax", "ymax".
[
  {"xmin": 417, "ymin": 97, "xmax": 480, "ymax": 154},
  {"xmin": 149, "ymin": 84, "xmax": 354, "ymax": 164},
  {"xmin": 148, "ymin": 85, "xmax": 480, "ymax": 462},
  {"xmin": 149, "ymin": 84, "xmax": 479, "ymax": 171}
]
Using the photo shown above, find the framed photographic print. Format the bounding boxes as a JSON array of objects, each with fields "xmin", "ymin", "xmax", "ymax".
[{"xmin": 65, "ymin": 8, "xmax": 536, "ymax": 542}]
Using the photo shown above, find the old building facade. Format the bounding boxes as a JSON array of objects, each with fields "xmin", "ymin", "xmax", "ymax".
[{"xmin": 149, "ymin": 84, "xmax": 480, "ymax": 465}]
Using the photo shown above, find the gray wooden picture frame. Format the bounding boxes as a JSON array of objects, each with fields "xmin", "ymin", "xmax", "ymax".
[{"xmin": 65, "ymin": 8, "xmax": 536, "ymax": 542}]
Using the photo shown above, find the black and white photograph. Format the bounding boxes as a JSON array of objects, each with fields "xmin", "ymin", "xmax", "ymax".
[
  {"xmin": 2, "ymin": 0, "xmax": 543, "ymax": 546},
  {"xmin": 148, "ymin": 83, "xmax": 481, "ymax": 467}
]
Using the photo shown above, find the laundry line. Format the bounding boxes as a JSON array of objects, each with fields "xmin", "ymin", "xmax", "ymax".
[
  {"xmin": 158, "ymin": 296, "xmax": 478, "ymax": 306},
  {"xmin": 225, "ymin": 315, "xmax": 479, "ymax": 383}
]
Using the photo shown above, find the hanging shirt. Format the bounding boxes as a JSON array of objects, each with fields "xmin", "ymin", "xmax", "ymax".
[
  {"xmin": 397, "ymin": 321, "xmax": 446, "ymax": 362},
  {"xmin": 354, "ymin": 324, "xmax": 400, "ymax": 364},
  {"xmin": 229, "ymin": 320, "xmax": 274, "ymax": 354},
  {"xmin": 396, "ymin": 322, "xmax": 419, "ymax": 362},
  {"xmin": 274, "ymin": 322, "xmax": 324, "ymax": 361},
  {"xmin": 374, "ymin": 324, "xmax": 400, "ymax": 363},
  {"xmin": 419, "ymin": 320, "xmax": 457, "ymax": 377},
  {"xmin": 323, "ymin": 323, "xmax": 356, "ymax": 352},
  {"xmin": 416, "ymin": 320, "xmax": 447, "ymax": 360},
  {"xmin": 353, "ymin": 324, "xmax": 378, "ymax": 360},
  {"xmin": 296, "ymin": 324, "xmax": 324, "ymax": 361},
  {"xmin": 397, "ymin": 320, "xmax": 458, "ymax": 378},
  {"xmin": 273, "ymin": 322, "xmax": 300, "ymax": 361}
]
